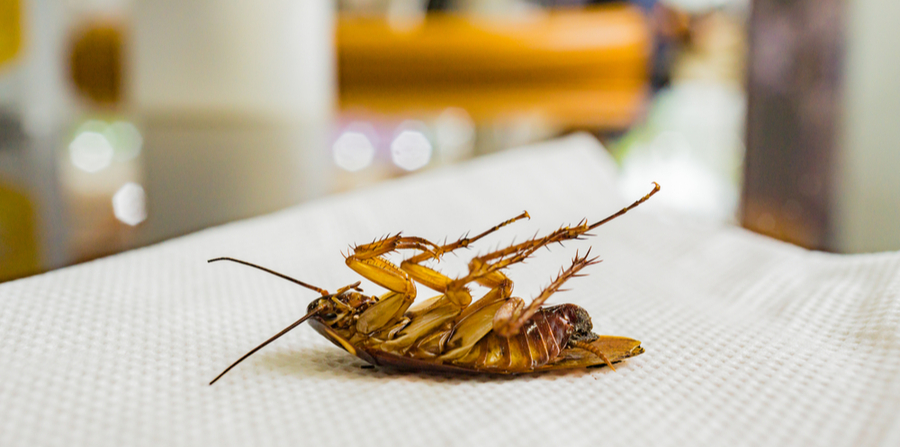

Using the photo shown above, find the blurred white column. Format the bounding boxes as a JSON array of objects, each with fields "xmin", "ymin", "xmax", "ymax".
[
  {"xmin": 130, "ymin": 0, "xmax": 334, "ymax": 243},
  {"xmin": 835, "ymin": 0, "xmax": 900, "ymax": 253},
  {"xmin": 15, "ymin": 0, "xmax": 73, "ymax": 269}
]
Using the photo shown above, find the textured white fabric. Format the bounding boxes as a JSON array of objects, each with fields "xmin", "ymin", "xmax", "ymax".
[{"xmin": 2, "ymin": 134, "xmax": 899, "ymax": 447}]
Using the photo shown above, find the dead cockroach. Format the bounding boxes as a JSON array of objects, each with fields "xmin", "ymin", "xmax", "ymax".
[{"xmin": 209, "ymin": 183, "xmax": 660, "ymax": 384}]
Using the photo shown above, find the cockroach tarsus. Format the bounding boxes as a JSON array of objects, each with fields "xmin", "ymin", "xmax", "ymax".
[{"xmin": 208, "ymin": 183, "xmax": 660, "ymax": 385}]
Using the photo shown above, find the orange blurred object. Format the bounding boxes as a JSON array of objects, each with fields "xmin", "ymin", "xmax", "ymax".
[
  {"xmin": 0, "ymin": 181, "xmax": 39, "ymax": 282},
  {"xmin": 0, "ymin": 0, "xmax": 22, "ymax": 66},
  {"xmin": 338, "ymin": 6, "xmax": 651, "ymax": 130},
  {"xmin": 69, "ymin": 21, "xmax": 124, "ymax": 105}
]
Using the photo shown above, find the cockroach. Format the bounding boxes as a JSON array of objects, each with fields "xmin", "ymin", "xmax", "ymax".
[{"xmin": 209, "ymin": 183, "xmax": 660, "ymax": 384}]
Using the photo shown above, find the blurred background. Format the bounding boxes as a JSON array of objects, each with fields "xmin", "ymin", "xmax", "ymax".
[{"xmin": 0, "ymin": 0, "xmax": 898, "ymax": 282}]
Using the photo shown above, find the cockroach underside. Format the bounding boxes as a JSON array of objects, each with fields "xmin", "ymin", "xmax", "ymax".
[{"xmin": 209, "ymin": 183, "xmax": 659, "ymax": 384}]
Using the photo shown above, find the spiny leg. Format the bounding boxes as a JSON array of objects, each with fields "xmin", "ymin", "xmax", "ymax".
[
  {"xmin": 345, "ymin": 234, "xmax": 434, "ymax": 298},
  {"xmin": 407, "ymin": 182, "xmax": 657, "ymax": 340},
  {"xmin": 393, "ymin": 272, "xmax": 514, "ymax": 358},
  {"xmin": 450, "ymin": 221, "xmax": 587, "ymax": 290},
  {"xmin": 417, "ymin": 231, "xmax": 546, "ymax": 310},
  {"xmin": 450, "ymin": 236, "xmax": 547, "ymax": 291},
  {"xmin": 400, "ymin": 243, "xmax": 526, "ymax": 358},
  {"xmin": 347, "ymin": 227, "xmax": 489, "ymax": 334},
  {"xmin": 345, "ymin": 229, "xmax": 470, "ymax": 297},
  {"xmin": 453, "ymin": 182, "xmax": 659, "ymax": 294},
  {"xmin": 333, "ymin": 281, "xmax": 363, "ymax": 296},
  {"xmin": 345, "ymin": 231, "xmax": 481, "ymax": 334},
  {"xmin": 344, "ymin": 235, "xmax": 444, "ymax": 334},
  {"xmin": 351, "ymin": 234, "xmax": 442, "ymax": 260},
  {"xmin": 477, "ymin": 182, "xmax": 660, "ymax": 265},
  {"xmin": 403, "ymin": 211, "xmax": 530, "ymax": 265},
  {"xmin": 437, "ymin": 182, "xmax": 659, "ymax": 302},
  {"xmin": 492, "ymin": 249, "xmax": 601, "ymax": 337},
  {"xmin": 370, "ymin": 211, "xmax": 530, "ymax": 350},
  {"xmin": 398, "ymin": 211, "xmax": 529, "ymax": 302},
  {"xmin": 341, "ymin": 211, "xmax": 530, "ymax": 308},
  {"xmin": 582, "ymin": 182, "xmax": 660, "ymax": 234},
  {"xmin": 428, "ymin": 247, "xmax": 568, "ymax": 357},
  {"xmin": 375, "ymin": 271, "xmax": 510, "ymax": 353},
  {"xmin": 343, "ymin": 255, "xmax": 418, "ymax": 336}
]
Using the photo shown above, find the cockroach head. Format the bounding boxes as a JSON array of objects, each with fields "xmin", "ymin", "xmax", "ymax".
[
  {"xmin": 566, "ymin": 305, "xmax": 599, "ymax": 343},
  {"xmin": 307, "ymin": 296, "xmax": 344, "ymax": 321},
  {"xmin": 307, "ymin": 296, "xmax": 333, "ymax": 314},
  {"xmin": 307, "ymin": 289, "xmax": 372, "ymax": 321}
]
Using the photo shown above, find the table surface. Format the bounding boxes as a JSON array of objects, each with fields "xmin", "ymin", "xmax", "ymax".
[{"xmin": 2, "ymin": 134, "xmax": 898, "ymax": 447}]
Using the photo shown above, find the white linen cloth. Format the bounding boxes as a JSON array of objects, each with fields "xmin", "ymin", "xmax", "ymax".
[{"xmin": 1, "ymin": 134, "xmax": 898, "ymax": 446}]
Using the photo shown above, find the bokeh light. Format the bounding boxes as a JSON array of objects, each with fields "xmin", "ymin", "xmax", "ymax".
[
  {"xmin": 390, "ymin": 121, "xmax": 432, "ymax": 171},
  {"xmin": 104, "ymin": 121, "xmax": 143, "ymax": 162},
  {"xmin": 69, "ymin": 131, "xmax": 114, "ymax": 173},
  {"xmin": 620, "ymin": 131, "xmax": 738, "ymax": 222},
  {"xmin": 333, "ymin": 122, "xmax": 377, "ymax": 172},
  {"xmin": 435, "ymin": 107, "xmax": 475, "ymax": 164},
  {"xmin": 112, "ymin": 182, "xmax": 147, "ymax": 226}
]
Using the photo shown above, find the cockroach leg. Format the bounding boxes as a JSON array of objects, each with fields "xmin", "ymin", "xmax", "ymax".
[
  {"xmin": 476, "ymin": 182, "xmax": 661, "ymax": 266},
  {"xmin": 345, "ymin": 255, "xmax": 417, "ymax": 299},
  {"xmin": 386, "ymin": 317, "xmax": 412, "ymax": 339},
  {"xmin": 397, "ymin": 211, "xmax": 530, "ymax": 304},
  {"xmin": 493, "ymin": 249, "xmax": 600, "ymax": 337},
  {"xmin": 352, "ymin": 235, "xmax": 441, "ymax": 260},
  {"xmin": 404, "ymin": 211, "xmax": 530, "ymax": 265},
  {"xmin": 334, "ymin": 281, "xmax": 363, "ymax": 296}
]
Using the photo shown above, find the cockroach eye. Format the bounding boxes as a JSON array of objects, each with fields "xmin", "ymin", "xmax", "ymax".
[{"xmin": 307, "ymin": 298, "xmax": 327, "ymax": 314}]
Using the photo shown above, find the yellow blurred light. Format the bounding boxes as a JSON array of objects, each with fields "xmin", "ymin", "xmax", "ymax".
[{"xmin": 0, "ymin": 0, "xmax": 22, "ymax": 67}]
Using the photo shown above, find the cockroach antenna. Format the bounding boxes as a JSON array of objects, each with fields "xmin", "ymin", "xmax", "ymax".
[
  {"xmin": 208, "ymin": 257, "xmax": 330, "ymax": 296},
  {"xmin": 571, "ymin": 340, "xmax": 616, "ymax": 371},
  {"xmin": 209, "ymin": 304, "xmax": 325, "ymax": 385}
]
